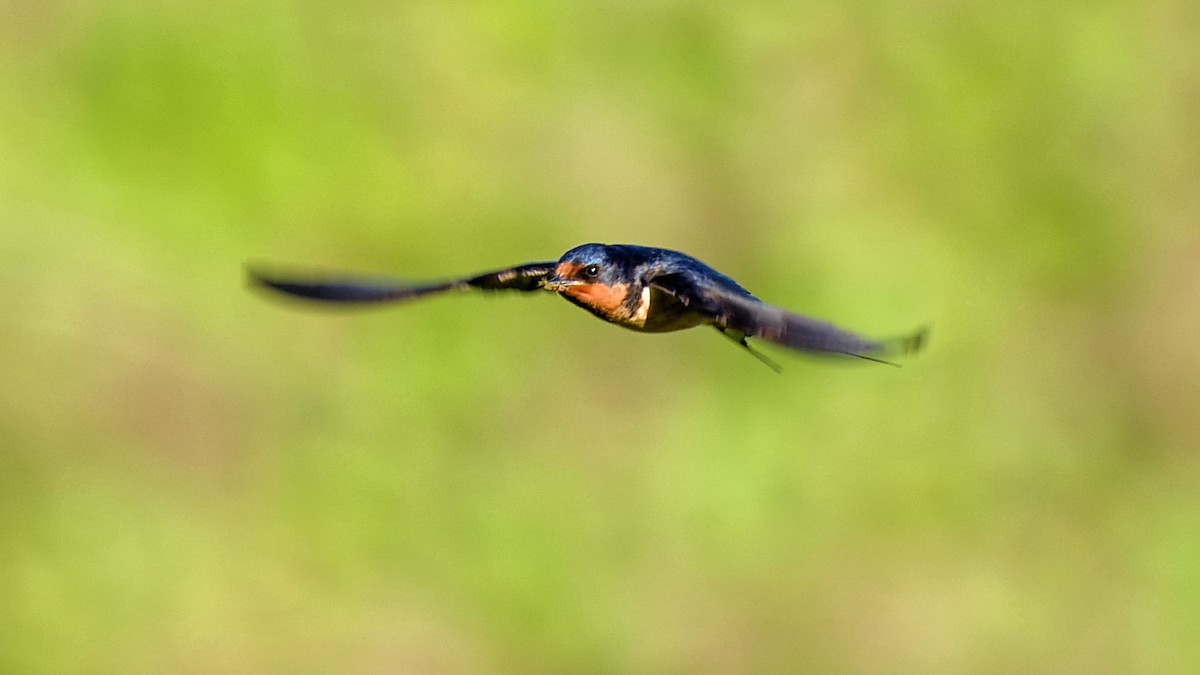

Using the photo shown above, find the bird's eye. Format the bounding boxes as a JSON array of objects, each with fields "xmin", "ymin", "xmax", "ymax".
[{"xmin": 581, "ymin": 264, "xmax": 601, "ymax": 279}]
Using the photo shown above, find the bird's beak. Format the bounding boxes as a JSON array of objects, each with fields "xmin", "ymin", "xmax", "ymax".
[{"xmin": 544, "ymin": 276, "xmax": 582, "ymax": 292}]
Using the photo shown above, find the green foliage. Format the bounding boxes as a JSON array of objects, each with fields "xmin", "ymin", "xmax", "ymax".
[{"xmin": 2, "ymin": 0, "xmax": 1198, "ymax": 672}]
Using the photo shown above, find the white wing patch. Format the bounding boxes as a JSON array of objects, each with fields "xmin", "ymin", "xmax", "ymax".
[{"xmin": 631, "ymin": 285, "xmax": 652, "ymax": 326}]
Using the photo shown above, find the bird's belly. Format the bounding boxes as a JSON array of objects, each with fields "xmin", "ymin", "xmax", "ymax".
[
  {"xmin": 637, "ymin": 312, "xmax": 709, "ymax": 332},
  {"xmin": 636, "ymin": 290, "xmax": 710, "ymax": 333}
]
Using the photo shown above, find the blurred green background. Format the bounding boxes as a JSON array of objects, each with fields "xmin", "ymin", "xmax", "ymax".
[{"xmin": 2, "ymin": 0, "xmax": 1198, "ymax": 672}]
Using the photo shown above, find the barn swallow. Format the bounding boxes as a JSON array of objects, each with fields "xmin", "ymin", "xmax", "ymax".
[{"xmin": 249, "ymin": 243, "xmax": 927, "ymax": 371}]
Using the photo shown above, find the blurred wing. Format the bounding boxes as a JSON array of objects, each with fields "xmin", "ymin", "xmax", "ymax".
[
  {"xmin": 649, "ymin": 273, "xmax": 927, "ymax": 365},
  {"xmin": 248, "ymin": 262, "xmax": 557, "ymax": 304},
  {"xmin": 463, "ymin": 263, "xmax": 558, "ymax": 292}
]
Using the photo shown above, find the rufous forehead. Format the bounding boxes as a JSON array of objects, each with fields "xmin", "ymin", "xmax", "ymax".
[{"xmin": 555, "ymin": 261, "xmax": 582, "ymax": 278}]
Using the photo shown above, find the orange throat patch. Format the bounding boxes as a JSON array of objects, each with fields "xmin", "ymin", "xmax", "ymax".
[{"xmin": 561, "ymin": 281, "xmax": 633, "ymax": 324}]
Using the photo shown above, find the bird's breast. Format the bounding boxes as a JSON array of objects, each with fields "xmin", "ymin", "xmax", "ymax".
[{"xmin": 560, "ymin": 281, "xmax": 709, "ymax": 332}]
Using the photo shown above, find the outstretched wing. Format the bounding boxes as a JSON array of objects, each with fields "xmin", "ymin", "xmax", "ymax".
[
  {"xmin": 248, "ymin": 261, "xmax": 557, "ymax": 304},
  {"xmin": 649, "ymin": 272, "xmax": 927, "ymax": 365}
]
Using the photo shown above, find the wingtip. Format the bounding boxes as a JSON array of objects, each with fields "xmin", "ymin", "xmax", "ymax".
[
  {"xmin": 244, "ymin": 262, "xmax": 273, "ymax": 289},
  {"xmin": 860, "ymin": 324, "xmax": 930, "ymax": 366},
  {"xmin": 244, "ymin": 262, "xmax": 303, "ymax": 297},
  {"xmin": 904, "ymin": 324, "xmax": 932, "ymax": 355}
]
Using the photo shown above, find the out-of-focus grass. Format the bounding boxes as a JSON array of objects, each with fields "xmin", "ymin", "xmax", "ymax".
[{"xmin": 1, "ymin": 1, "xmax": 1198, "ymax": 672}]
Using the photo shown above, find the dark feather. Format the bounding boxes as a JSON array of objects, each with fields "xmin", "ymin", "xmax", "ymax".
[
  {"xmin": 247, "ymin": 262, "xmax": 556, "ymax": 304},
  {"xmin": 650, "ymin": 273, "xmax": 926, "ymax": 365}
]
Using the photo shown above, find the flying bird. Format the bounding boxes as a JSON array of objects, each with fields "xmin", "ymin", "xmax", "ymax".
[{"xmin": 249, "ymin": 243, "xmax": 927, "ymax": 371}]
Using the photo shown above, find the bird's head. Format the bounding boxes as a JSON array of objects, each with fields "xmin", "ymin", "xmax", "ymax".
[
  {"xmin": 545, "ymin": 243, "xmax": 615, "ymax": 289},
  {"xmin": 544, "ymin": 243, "xmax": 632, "ymax": 319}
]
